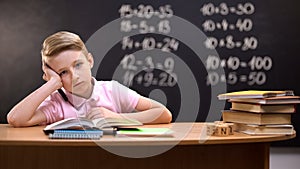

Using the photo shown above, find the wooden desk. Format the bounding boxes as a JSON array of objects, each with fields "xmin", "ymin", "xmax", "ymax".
[{"xmin": 0, "ymin": 123, "xmax": 295, "ymax": 169}]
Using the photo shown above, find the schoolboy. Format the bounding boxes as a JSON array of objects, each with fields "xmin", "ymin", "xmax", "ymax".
[{"xmin": 7, "ymin": 31, "xmax": 172, "ymax": 127}]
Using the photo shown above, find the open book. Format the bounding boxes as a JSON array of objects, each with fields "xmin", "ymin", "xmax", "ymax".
[{"xmin": 43, "ymin": 117, "xmax": 143, "ymax": 132}]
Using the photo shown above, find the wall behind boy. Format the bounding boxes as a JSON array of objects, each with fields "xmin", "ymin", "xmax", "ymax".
[
  {"xmin": 0, "ymin": 0, "xmax": 114, "ymax": 122},
  {"xmin": 0, "ymin": 0, "xmax": 300, "ymax": 146}
]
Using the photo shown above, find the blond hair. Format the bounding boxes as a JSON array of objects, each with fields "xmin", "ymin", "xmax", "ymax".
[{"xmin": 41, "ymin": 31, "xmax": 88, "ymax": 58}]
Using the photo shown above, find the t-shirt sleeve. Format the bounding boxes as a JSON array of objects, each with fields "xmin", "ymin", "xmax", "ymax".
[
  {"xmin": 37, "ymin": 93, "xmax": 65, "ymax": 124},
  {"xmin": 111, "ymin": 80, "xmax": 141, "ymax": 113}
]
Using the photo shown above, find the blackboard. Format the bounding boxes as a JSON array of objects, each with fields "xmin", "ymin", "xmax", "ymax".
[{"xmin": 0, "ymin": 0, "xmax": 299, "ymax": 146}]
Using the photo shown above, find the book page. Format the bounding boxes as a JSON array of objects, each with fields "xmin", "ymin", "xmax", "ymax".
[
  {"xmin": 44, "ymin": 117, "xmax": 94, "ymax": 131},
  {"xmin": 92, "ymin": 117, "xmax": 142, "ymax": 128}
]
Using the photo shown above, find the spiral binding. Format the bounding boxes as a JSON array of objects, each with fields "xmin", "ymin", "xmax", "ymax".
[{"xmin": 49, "ymin": 129, "xmax": 103, "ymax": 139}]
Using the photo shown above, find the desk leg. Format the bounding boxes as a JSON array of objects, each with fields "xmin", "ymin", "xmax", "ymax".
[{"xmin": 0, "ymin": 142, "xmax": 269, "ymax": 169}]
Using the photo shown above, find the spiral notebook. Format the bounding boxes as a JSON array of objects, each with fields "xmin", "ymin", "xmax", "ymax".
[{"xmin": 48, "ymin": 129, "xmax": 103, "ymax": 139}]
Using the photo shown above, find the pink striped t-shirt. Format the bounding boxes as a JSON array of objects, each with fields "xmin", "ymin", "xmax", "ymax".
[{"xmin": 37, "ymin": 79, "xmax": 140, "ymax": 124}]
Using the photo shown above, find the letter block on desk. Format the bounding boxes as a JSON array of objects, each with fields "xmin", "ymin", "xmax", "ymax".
[{"xmin": 206, "ymin": 121, "xmax": 234, "ymax": 136}]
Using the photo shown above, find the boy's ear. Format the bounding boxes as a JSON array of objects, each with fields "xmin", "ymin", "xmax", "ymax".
[{"xmin": 87, "ymin": 53, "xmax": 94, "ymax": 68}]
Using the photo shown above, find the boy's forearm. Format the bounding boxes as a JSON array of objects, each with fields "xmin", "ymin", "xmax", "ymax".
[
  {"xmin": 7, "ymin": 79, "xmax": 60, "ymax": 126},
  {"xmin": 121, "ymin": 107, "xmax": 172, "ymax": 124}
]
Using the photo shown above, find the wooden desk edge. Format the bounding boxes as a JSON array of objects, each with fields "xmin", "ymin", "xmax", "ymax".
[{"xmin": 0, "ymin": 123, "xmax": 296, "ymax": 147}]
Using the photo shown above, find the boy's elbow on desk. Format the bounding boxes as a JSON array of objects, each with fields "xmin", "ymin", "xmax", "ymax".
[
  {"xmin": 159, "ymin": 107, "xmax": 172, "ymax": 124},
  {"xmin": 7, "ymin": 113, "xmax": 20, "ymax": 127},
  {"xmin": 7, "ymin": 112, "xmax": 29, "ymax": 127},
  {"xmin": 165, "ymin": 108, "xmax": 173, "ymax": 123}
]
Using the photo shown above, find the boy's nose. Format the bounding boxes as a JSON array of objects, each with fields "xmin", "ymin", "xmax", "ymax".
[{"xmin": 70, "ymin": 68, "xmax": 80, "ymax": 80}]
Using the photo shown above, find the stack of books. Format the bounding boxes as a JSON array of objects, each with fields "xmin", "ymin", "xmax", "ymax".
[{"xmin": 218, "ymin": 90, "xmax": 300, "ymax": 135}]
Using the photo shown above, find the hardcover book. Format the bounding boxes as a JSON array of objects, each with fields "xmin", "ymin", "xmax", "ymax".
[
  {"xmin": 234, "ymin": 123, "xmax": 295, "ymax": 135},
  {"xmin": 230, "ymin": 102, "xmax": 296, "ymax": 113},
  {"xmin": 229, "ymin": 96, "xmax": 300, "ymax": 105},
  {"xmin": 222, "ymin": 110, "xmax": 291, "ymax": 125},
  {"xmin": 218, "ymin": 90, "xmax": 294, "ymax": 100}
]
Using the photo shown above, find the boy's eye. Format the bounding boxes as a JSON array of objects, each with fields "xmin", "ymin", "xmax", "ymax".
[
  {"xmin": 75, "ymin": 62, "xmax": 83, "ymax": 69},
  {"xmin": 59, "ymin": 70, "xmax": 67, "ymax": 76}
]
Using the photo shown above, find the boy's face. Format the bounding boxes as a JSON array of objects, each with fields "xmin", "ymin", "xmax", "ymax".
[{"xmin": 46, "ymin": 50, "xmax": 94, "ymax": 98}]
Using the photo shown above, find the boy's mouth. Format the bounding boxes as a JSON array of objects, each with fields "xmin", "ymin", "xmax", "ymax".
[{"xmin": 73, "ymin": 81, "xmax": 83, "ymax": 88}]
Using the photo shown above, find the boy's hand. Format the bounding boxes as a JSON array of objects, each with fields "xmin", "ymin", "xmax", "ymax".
[
  {"xmin": 87, "ymin": 107, "xmax": 121, "ymax": 120},
  {"xmin": 42, "ymin": 62, "xmax": 63, "ymax": 89}
]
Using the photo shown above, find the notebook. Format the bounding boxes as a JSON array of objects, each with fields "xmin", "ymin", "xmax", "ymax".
[{"xmin": 48, "ymin": 129, "xmax": 103, "ymax": 139}]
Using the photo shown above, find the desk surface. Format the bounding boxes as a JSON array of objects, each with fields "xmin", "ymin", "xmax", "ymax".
[{"xmin": 0, "ymin": 123, "xmax": 296, "ymax": 146}]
